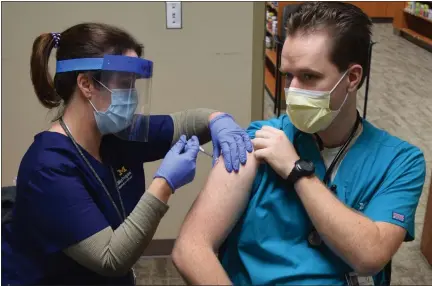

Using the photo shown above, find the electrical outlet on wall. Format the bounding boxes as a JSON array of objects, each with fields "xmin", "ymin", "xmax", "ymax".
[{"xmin": 166, "ymin": 2, "xmax": 182, "ymax": 29}]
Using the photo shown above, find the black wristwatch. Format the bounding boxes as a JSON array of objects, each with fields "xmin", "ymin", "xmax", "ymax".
[{"xmin": 286, "ymin": 159, "xmax": 315, "ymax": 184}]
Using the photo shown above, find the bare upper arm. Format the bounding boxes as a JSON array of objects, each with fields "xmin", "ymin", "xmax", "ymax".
[
  {"xmin": 177, "ymin": 152, "xmax": 260, "ymax": 251},
  {"xmin": 375, "ymin": 221, "xmax": 406, "ymax": 259}
]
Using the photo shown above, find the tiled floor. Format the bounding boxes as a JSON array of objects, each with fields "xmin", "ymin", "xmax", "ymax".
[{"xmin": 134, "ymin": 23, "xmax": 432, "ymax": 285}]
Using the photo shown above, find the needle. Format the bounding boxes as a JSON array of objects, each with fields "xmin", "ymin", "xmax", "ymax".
[{"xmin": 199, "ymin": 146, "xmax": 213, "ymax": 158}]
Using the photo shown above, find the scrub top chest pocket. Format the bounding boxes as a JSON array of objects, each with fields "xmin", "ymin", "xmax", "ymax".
[{"xmin": 337, "ymin": 151, "xmax": 384, "ymax": 213}]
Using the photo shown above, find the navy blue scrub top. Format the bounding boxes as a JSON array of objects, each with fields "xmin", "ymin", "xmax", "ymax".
[
  {"xmin": 219, "ymin": 115, "xmax": 426, "ymax": 285},
  {"xmin": 2, "ymin": 115, "xmax": 174, "ymax": 285}
]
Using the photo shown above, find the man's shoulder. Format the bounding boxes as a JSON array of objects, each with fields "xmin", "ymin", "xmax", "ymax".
[
  {"xmin": 364, "ymin": 120, "xmax": 424, "ymax": 158},
  {"xmin": 362, "ymin": 121, "xmax": 425, "ymax": 178},
  {"xmin": 247, "ymin": 115, "xmax": 294, "ymax": 138}
]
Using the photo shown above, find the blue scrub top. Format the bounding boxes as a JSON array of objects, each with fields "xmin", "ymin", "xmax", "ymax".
[
  {"xmin": 219, "ymin": 115, "xmax": 426, "ymax": 285},
  {"xmin": 2, "ymin": 115, "xmax": 174, "ymax": 285}
]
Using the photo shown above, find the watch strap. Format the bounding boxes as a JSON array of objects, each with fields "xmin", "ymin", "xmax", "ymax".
[
  {"xmin": 287, "ymin": 159, "xmax": 302, "ymax": 184},
  {"xmin": 286, "ymin": 159, "xmax": 314, "ymax": 184}
]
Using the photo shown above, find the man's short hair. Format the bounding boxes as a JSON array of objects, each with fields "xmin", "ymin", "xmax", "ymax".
[{"xmin": 286, "ymin": 2, "xmax": 373, "ymax": 88}]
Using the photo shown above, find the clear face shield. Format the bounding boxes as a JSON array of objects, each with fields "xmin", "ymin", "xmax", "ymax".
[{"xmin": 56, "ymin": 55, "xmax": 153, "ymax": 142}]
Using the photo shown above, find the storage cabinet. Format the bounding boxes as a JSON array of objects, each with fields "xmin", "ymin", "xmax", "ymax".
[
  {"xmin": 346, "ymin": 2, "xmax": 396, "ymax": 18},
  {"xmin": 393, "ymin": 1, "xmax": 432, "ymax": 49}
]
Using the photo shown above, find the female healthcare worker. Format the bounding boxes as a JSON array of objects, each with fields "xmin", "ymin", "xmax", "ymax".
[{"xmin": 1, "ymin": 22, "xmax": 253, "ymax": 285}]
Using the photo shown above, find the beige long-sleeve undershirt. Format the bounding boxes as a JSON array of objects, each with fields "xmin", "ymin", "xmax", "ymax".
[{"xmin": 64, "ymin": 192, "xmax": 168, "ymax": 277}]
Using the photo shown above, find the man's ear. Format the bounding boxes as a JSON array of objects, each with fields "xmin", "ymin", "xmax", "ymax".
[
  {"xmin": 76, "ymin": 73, "xmax": 94, "ymax": 100},
  {"xmin": 347, "ymin": 64, "xmax": 363, "ymax": 92}
]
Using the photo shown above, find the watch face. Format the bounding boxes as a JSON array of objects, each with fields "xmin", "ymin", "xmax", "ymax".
[{"xmin": 298, "ymin": 160, "xmax": 314, "ymax": 172}]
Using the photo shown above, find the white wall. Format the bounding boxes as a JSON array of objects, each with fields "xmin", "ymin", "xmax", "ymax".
[{"xmin": 1, "ymin": 2, "xmax": 265, "ymax": 238}]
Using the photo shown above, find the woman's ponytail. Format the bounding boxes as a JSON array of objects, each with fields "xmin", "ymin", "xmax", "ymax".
[
  {"xmin": 29, "ymin": 23, "xmax": 144, "ymax": 110},
  {"xmin": 30, "ymin": 33, "xmax": 61, "ymax": 109}
]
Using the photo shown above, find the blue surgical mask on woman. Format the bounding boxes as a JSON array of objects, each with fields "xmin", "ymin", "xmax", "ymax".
[{"xmin": 89, "ymin": 83, "xmax": 138, "ymax": 135}]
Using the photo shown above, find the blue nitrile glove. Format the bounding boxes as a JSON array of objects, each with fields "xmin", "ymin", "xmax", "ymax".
[
  {"xmin": 154, "ymin": 135, "xmax": 200, "ymax": 192},
  {"xmin": 209, "ymin": 113, "xmax": 253, "ymax": 173}
]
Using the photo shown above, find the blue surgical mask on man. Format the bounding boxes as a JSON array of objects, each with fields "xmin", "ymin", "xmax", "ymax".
[{"xmin": 89, "ymin": 82, "xmax": 138, "ymax": 135}]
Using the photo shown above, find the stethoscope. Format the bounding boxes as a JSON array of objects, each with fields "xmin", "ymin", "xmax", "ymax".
[
  {"xmin": 293, "ymin": 112, "xmax": 362, "ymax": 247},
  {"xmin": 59, "ymin": 117, "xmax": 137, "ymax": 284}
]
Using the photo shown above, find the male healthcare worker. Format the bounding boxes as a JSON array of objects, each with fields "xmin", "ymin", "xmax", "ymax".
[
  {"xmin": 2, "ymin": 22, "xmax": 252, "ymax": 285},
  {"xmin": 172, "ymin": 2, "xmax": 426, "ymax": 285}
]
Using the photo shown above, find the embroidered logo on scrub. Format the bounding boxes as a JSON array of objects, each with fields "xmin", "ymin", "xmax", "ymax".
[
  {"xmin": 116, "ymin": 166, "xmax": 133, "ymax": 190},
  {"xmin": 392, "ymin": 212, "xmax": 405, "ymax": 222},
  {"xmin": 117, "ymin": 166, "xmax": 128, "ymax": 176}
]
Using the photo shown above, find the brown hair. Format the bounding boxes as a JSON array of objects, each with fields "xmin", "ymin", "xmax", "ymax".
[
  {"xmin": 286, "ymin": 2, "xmax": 372, "ymax": 88},
  {"xmin": 30, "ymin": 23, "xmax": 143, "ymax": 109}
]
